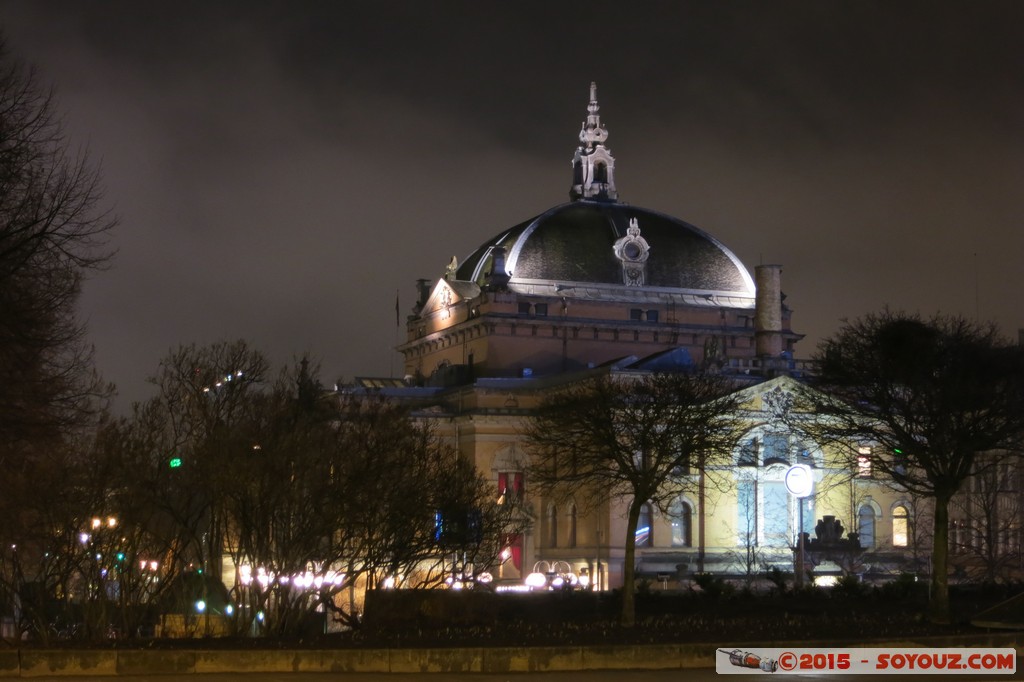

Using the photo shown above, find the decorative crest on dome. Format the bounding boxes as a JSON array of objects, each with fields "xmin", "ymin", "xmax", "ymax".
[
  {"xmin": 570, "ymin": 82, "xmax": 618, "ymax": 202},
  {"xmin": 444, "ymin": 255, "xmax": 458, "ymax": 280},
  {"xmin": 613, "ymin": 217, "xmax": 650, "ymax": 286}
]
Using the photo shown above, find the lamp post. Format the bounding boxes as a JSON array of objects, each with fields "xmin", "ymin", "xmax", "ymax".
[{"xmin": 784, "ymin": 465, "xmax": 813, "ymax": 587}]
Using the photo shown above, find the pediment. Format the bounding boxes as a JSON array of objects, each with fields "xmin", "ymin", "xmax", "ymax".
[{"xmin": 420, "ymin": 278, "xmax": 481, "ymax": 317}]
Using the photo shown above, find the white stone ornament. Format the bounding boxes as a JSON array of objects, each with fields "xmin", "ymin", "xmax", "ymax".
[{"xmin": 613, "ymin": 218, "xmax": 650, "ymax": 286}]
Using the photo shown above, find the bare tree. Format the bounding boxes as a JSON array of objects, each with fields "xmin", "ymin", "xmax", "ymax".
[
  {"xmin": 0, "ymin": 42, "xmax": 115, "ymax": 639},
  {"xmin": 524, "ymin": 370, "xmax": 744, "ymax": 626},
  {"xmin": 137, "ymin": 351, "xmax": 529, "ymax": 637},
  {"xmin": 791, "ymin": 312, "xmax": 1024, "ymax": 623},
  {"xmin": 0, "ymin": 40, "xmax": 114, "ymax": 451},
  {"xmin": 950, "ymin": 457, "xmax": 1023, "ymax": 583},
  {"xmin": 332, "ymin": 395, "xmax": 530, "ymax": 600},
  {"xmin": 0, "ymin": 440, "xmax": 94, "ymax": 642}
]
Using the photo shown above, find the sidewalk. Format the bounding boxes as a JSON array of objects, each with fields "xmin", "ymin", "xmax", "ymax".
[{"xmin": 4, "ymin": 631, "xmax": 1020, "ymax": 676}]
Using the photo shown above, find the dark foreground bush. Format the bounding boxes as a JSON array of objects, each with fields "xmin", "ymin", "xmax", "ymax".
[
  {"xmin": 333, "ymin": 583, "xmax": 1007, "ymax": 649},
  {"xmin": 15, "ymin": 582, "xmax": 1016, "ymax": 650}
]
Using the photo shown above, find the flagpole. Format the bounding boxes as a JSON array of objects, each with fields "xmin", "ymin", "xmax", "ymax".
[{"xmin": 391, "ymin": 289, "xmax": 399, "ymax": 378}]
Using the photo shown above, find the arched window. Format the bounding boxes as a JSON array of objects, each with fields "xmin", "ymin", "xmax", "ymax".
[
  {"xmin": 858, "ymin": 505, "xmax": 876, "ymax": 548},
  {"xmin": 892, "ymin": 505, "xmax": 909, "ymax": 547},
  {"xmin": 548, "ymin": 504, "xmax": 558, "ymax": 548},
  {"xmin": 568, "ymin": 504, "xmax": 577, "ymax": 548},
  {"xmin": 762, "ymin": 433, "xmax": 789, "ymax": 465},
  {"xmin": 737, "ymin": 436, "xmax": 758, "ymax": 466},
  {"xmin": 636, "ymin": 503, "xmax": 653, "ymax": 547},
  {"xmin": 670, "ymin": 499, "xmax": 693, "ymax": 547},
  {"xmin": 595, "ymin": 162, "xmax": 608, "ymax": 183}
]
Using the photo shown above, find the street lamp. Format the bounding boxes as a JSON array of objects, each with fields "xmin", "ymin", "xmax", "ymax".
[{"xmin": 785, "ymin": 465, "xmax": 813, "ymax": 587}]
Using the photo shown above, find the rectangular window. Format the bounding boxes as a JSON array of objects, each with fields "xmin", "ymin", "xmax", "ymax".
[
  {"xmin": 999, "ymin": 462, "xmax": 1013, "ymax": 492},
  {"xmin": 671, "ymin": 460, "xmax": 691, "ymax": 476},
  {"xmin": 534, "ymin": 303, "xmax": 548, "ymax": 316},
  {"xmin": 518, "ymin": 302, "xmax": 531, "ymax": 315},
  {"xmin": 857, "ymin": 447, "xmax": 873, "ymax": 478},
  {"xmin": 497, "ymin": 472, "xmax": 523, "ymax": 503},
  {"xmin": 801, "ymin": 496, "xmax": 816, "ymax": 539},
  {"xmin": 763, "ymin": 482, "xmax": 789, "ymax": 548},
  {"xmin": 497, "ymin": 472, "xmax": 508, "ymax": 503},
  {"xmin": 738, "ymin": 437, "xmax": 758, "ymax": 466},
  {"xmin": 646, "ymin": 310, "xmax": 659, "ymax": 322},
  {"xmin": 629, "ymin": 308, "xmax": 643, "ymax": 321},
  {"xmin": 762, "ymin": 433, "xmax": 788, "ymax": 462},
  {"xmin": 501, "ymin": 533, "xmax": 523, "ymax": 572}
]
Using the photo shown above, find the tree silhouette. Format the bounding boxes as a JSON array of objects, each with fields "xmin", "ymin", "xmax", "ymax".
[
  {"xmin": 792, "ymin": 312, "xmax": 1024, "ymax": 623},
  {"xmin": 524, "ymin": 370, "xmax": 743, "ymax": 626}
]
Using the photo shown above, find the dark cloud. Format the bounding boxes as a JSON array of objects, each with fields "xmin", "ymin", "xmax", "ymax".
[{"xmin": 1, "ymin": 1, "xmax": 1021, "ymax": 410}]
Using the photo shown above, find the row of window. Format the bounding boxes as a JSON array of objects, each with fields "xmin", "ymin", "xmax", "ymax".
[
  {"xmin": 737, "ymin": 434, "xmax": 814, "ymax": 467},
  {"xmin": 949, "ymin": 520, "xmax": 1021, "ymax": 554},
  {"xmin": 857, "ymin": 504, "xmax": 909, "ymax": 548},
  {"xmin": 629, "ymin": 309, "xmax": 659, "ymax": 322},
  {"xmin": 516, "ymin": 304, "xmax": 660, "ymax": 323},
  {"xmin": 514, "ymin": 303, "xmax": 760, "ymax": 328},
  {"xmin": 544, "ymin": 500, "xmax": 695, "ymax": 549},
  {"xmin": 517, "ymin": 302, "xmax": 549, "ymax": 316},
  {"xmin": 507, "ymin": 471, "xmax": 919, "ymax": 552}
]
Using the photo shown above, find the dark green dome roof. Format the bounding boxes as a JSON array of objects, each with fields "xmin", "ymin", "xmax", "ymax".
[{"xmin": 456, "ymin": 200, "xmax": 755, "ymax": 302}]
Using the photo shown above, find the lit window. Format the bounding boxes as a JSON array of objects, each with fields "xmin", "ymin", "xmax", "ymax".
[
  {"xmin": 892, "ymin": 505, "xmax": 909, "ymax": 547},
  {"xmin": 857, "ymin": 447, "xmax": 873, "ymax": 478},
  {"xmin": 501, "ymin": 534, "xmax": 522, "ymax": 572},
  {"xmin": 636, "ymin": 503, "xmax": 653, "ymax": 547},
  {"xmin": 670, "ymin": 499, "xmax": 692, "ymax": 547},
  {"xmin": 497, "ymin": 472, "xmax": 523, "ymax": 503}
]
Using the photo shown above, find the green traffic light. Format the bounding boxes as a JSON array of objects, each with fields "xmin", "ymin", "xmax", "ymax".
[{"xmin": 169, "ymin": 457, "xmax": 182, "ymax": 468}]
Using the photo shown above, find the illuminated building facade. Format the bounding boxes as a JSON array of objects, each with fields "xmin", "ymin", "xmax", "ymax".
[{"xmin": 363, "ymin": 85, "xmax": 1007, "ymax": 589}]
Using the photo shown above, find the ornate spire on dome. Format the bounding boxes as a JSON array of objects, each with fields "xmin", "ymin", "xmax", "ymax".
[{"xmin": 570, "ymin": 82, "xmax": 618, "ymax": 202}]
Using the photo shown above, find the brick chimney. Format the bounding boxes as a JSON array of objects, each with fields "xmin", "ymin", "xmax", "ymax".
[{"xmin": 755, "ymin": 264, "xmax": 784, "ymax": 358}]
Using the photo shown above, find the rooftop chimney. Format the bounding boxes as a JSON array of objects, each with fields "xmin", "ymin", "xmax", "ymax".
[{"xmin": 755, "ymin": 264, "xmax": 784, "ymax": 358}]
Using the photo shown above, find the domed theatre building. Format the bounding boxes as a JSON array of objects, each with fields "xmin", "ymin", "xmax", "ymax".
[{"xmin": 376, "ymin": 85, "xmax": 923, "ymax": 589}]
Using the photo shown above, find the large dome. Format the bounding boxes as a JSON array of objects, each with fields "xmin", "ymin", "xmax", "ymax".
[{"xmin": 456, "ymin": 200, "xmax": 756, "ymax": 306}]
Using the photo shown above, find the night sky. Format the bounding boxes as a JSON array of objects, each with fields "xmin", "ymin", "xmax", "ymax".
[{"xmin": 2, "ymin": 1, "xmax": 1021, "ymax": 411}]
